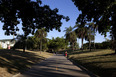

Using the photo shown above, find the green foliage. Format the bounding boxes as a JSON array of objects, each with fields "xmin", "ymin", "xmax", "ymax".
[
  {"xmin": 34, "ymin": 28, "xmax": 47, "ymax": 51},
  {"xmin": 72, "ymin": 0, "xmax": 115, "ymax": 34},
  {"xmin": 14, "ymin": 32, "xmax": 48, "ymax": 51},
  {"xmin": 72, "ymin": 0, "xmax": 116, "ymax": 51},
  {"xmin": 47, "ymin": 37, "xmax": 68, "ymax": 52},
  {"xmin": 26, "ymin": 36, "xmax": 36, "ymax": 49},
  {"xmin": 64, "ymin": 26, "xmax": 77, "ymax": 50},
  {"xmin": 0, "ymin": 0, "xmax": 69, "ymax": 36},
  {"xmin": 74, "ymin": 24, "xmax": 88, "ymax": 49},
  {"xmin": 83, "ymin": 41, "xmax": 112, "ymax": 49},
  {"xmin": 13, "ymin": 35, "xmax": 27, "ymax": 49},
  {"xmin": 13, "ymin": 41, "xmax": 23, "ymax": 49}
]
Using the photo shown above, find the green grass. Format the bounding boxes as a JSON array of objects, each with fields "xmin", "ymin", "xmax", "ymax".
[
  {"xmin": 68, "ymin": 49, "xmax": 116, "ymax": 77},
  {"xmin": 0, "ymin": 49, "xmax": 53, "ymax": 77},
  {"xmin": 0, "ymin": 45, "xmax": 3, "ymax": 49}
]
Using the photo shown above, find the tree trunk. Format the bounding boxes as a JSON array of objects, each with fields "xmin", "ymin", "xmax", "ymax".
[
  {"xmin": 81, "ymin": 38, "xmax": 83, "ymax": 51},
  {"xmin": 115, "ymin": 49, "xmax": 116, "ymax": 54},
  {"xmin": 94, "ymin": 34, "xmax": 96, "ymax": 50},
  {"xmin": 23, "ymin": 39, "xmax": 26, "ymax": 52},
  {"xmin": 89, "ymin": 40, "xmax": 91, "ymax": 51},
  {"xmin": 40, "ymin": 39, "xmax": 42, "ymax": 54},
  {"xmin": 41, "ymin": 40, "xmax": 42, "ymax": 51},
  {"xmin": 112, "ymin": 25, "xmax": 116, "ymax": 54},
  {"xmin": 72, "ymin": 42, "xmax": 74, "ymax": 51}
]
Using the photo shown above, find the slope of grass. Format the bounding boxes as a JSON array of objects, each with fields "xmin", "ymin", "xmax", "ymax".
[
  {"xmin": 68, "ymin": 49, "xmax": 116, "ymax": 77},
  {"xmin": 0, "ymin": 49, "xmax": 53, "ymax": 77}
]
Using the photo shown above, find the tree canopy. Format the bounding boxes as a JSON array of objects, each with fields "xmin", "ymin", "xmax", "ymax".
[
  {"xmin": 72, "ymin": 0, "xmax": 115, "ymax": 35},
  {"xmin": 0, "ymin": 0, "xmax": 69, "ymax": 36},
  {"xmin": 72, "ymin": 0, "xmax": 116, "ymax": 51},
  {"xmin": 47, "ymin": 37, "xmax": 67, "ymax": 52}
]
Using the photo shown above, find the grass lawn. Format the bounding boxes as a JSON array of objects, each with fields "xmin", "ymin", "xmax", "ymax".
[
  {"xmin": 68, "ymin": 49, "xmax": 116, "ymax": 77},
  {"xmin": 0, "ymin": 49, "xmax": 53, "ymax": 77}
]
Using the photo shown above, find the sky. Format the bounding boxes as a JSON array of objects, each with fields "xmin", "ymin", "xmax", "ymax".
[{"xmin": 0, "ymin": 0, "xmax": 110, "ymax": 47}]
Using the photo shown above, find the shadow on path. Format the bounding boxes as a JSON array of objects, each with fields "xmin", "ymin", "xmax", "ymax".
[{"xmin": 16, "ymin": 54, "xmax": 94, "ymax": 77}]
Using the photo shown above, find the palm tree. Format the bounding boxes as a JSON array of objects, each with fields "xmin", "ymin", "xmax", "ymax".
[
  {"xmin": 64, "ymin": 26, "xmax": 73, "ymax": 36},
  {"xmin": 64, "ymin": 26, "xmax": 77, "ymax": 51},
  {"xmin": 87, "ymin": 23, "xmax": 98, "ymax": 49},
  {"xmin": 69, "ymin": 31, "xmax": 77, "ymax": 51},
  {"xmin": 35, "ymin": 28, "xmax": 47, "ymax": 51},
  {"xmin": 85, "ymin": 30, "xmax": 94, "ymax": 51},
  {"xmin": 74, "ymin": 24, "xmax": 88, "ymax": 50}
]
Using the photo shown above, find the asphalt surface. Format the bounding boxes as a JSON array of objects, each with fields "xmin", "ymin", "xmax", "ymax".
[{"xmin": 15, "ymin": 54, "xmax": 92, "ymax": 77}]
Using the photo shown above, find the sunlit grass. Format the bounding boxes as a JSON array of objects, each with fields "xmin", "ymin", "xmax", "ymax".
[
  {"xmin": 68, "ymin": 49, "xmax": 116, "ymax": 77},
  {"xmin": 0, "ymin": 49, "xmax": 53, "ymax": 77}
]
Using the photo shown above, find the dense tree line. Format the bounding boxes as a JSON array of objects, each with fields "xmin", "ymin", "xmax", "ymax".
[
  {"xmin": 83, "ymin": 41, "xmax": 112, "ymax": 49},
  {"xmin": 13, "ymin": 29, "xmax": 75, "ymax": 52}
]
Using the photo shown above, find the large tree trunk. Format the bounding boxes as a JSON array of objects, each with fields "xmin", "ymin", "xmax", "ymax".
[
  {"xmin": 89, "ymin": 39, "xmax": 91, "ymax": 51},
  {"xmin": 40, "ymin": 39, "xmax": 42, "ymax": 54},
  {"xmin": 72, "ymin": 42, "xmax": 74, "ymax": 51},
  {"xmin": 114, "ymin": 28, "xmax": 116, "ymax": 54},
  {"xmin": 112, "ymin": 25, "xmax": 116, "ymax": 54},
  {"xmin": 23, "ymin": 39, "xmax": 26, "ymax": 52},
  {"xmin": 114, "ymin": 39, "xmax": 116, "ymax": 54},
  {"xmin": 115, "ymin": 49, "xmax": 116, "ymax": 54},
  {"xmin": 81, "ymin": 38, "xmax": 83, "ymax": 50}
]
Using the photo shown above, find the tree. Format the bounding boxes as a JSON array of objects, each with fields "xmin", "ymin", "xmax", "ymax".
[
  {"xmin": 64, "ymin": 26, "xmax": 77, "ymax": 51},
  {"xmin": 74, "ymin": 24, "xmax": 88, "ymax": 50},
  {"xmin": 0, "ymin": 0, "xmax": 69, "ymax": 51},
  {"xmin": 64, "ymin": 26, "xmax": 73, "ymax": 36},
  {"xmin": 26, "ymin": 36, "xmax": 36, "ymax": 49},
  {"xmin": 87, "ymin": 23, "xmax": 98, "ymax": 49},
  {"xmin": 85, "ymin": 23, "xmax": 96, "ymax": 51},
  {"xmin": 72, "ymin": 0, "xmax": 116, "ymax": 53},
  {"xmin": 47, "ymin": 37, "xmax": 67, "ymax": 52},
  {"xmin": 69, "ymin": 32, "xmax": 77, "ymax": 51},
  {"xmin": 13, "ymin": 34, "xmax": 27, "ymax": 51},
  {"xmin": 35, "ymin": 28, "xmax": 47, "ymax": 51}
]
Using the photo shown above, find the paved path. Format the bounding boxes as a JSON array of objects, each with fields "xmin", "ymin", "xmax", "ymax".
[{"xmin": 15, "ymin": 54, "xmax": 92, "ymax": 77}]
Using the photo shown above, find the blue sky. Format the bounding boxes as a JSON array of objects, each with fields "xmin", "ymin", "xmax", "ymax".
[{"xmin": 0, "ymin": 0, "xmax": 110, "ymax": 47}]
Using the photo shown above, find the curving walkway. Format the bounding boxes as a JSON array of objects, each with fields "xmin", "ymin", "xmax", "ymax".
[{"xmin": 14, "ymin": 54, "xmax": 93, "ymax": 77}]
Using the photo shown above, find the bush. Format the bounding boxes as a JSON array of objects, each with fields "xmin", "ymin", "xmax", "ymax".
[{"xmin": 13, "ymin": 41, "xmax": 23, "ymax": 49}]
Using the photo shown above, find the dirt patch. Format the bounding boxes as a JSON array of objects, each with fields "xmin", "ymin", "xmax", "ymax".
[{"xmin": 0, "ymin": 67, "xmax": 13, "ymax": 77}]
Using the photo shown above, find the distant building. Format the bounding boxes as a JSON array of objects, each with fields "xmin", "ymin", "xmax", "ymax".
[{"xmin": 0, "ymin": 39, "xmax": 15, "ymax": 49}]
